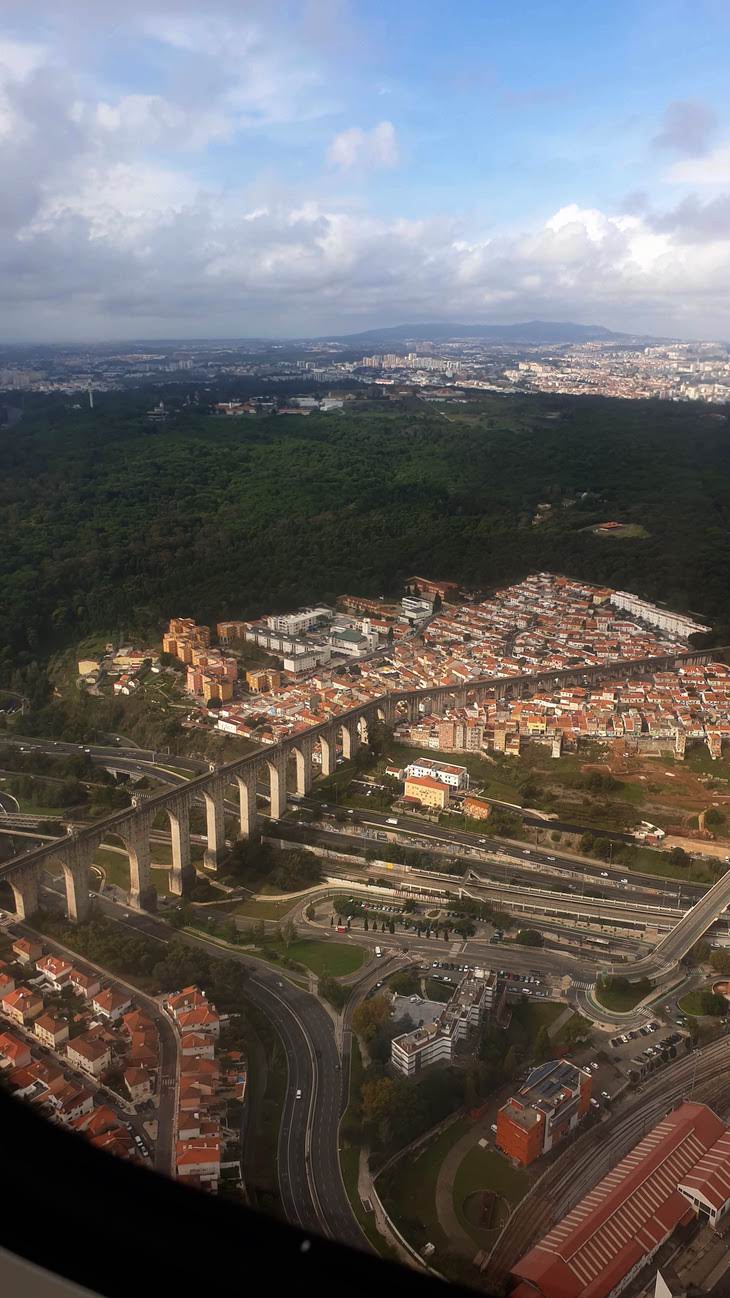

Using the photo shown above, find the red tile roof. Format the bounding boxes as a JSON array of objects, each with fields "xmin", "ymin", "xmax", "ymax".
[{"xmin": 512, "ymin": 1103, "xmax": 727, "ymax": 1298}]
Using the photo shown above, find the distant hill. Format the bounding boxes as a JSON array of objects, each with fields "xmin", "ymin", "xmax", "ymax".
[{"xmin": 330, "ymin": 320, "xmax": 640, "ymax": 346}]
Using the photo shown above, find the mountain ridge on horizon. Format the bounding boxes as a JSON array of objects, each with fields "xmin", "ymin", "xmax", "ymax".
[{"xmin": 326, "ymin": 319, "xmax": 668, "ymax": 346}]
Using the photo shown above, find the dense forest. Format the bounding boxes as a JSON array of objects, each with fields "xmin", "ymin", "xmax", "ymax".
[{"xmin": 2, "ymin": 386, "xmax": 729, "ymax": 695}]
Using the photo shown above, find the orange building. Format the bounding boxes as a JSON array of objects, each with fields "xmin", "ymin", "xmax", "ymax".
[
  {"xmin": 463, "ymin": 795, "xmax": 491, "ymax": 821},
  {"xmin": 163, "ymin": 618, "xmax": 211, "ymax": 664},
  {"xmin": 246, "ymin": 668, "xmax": 281, "ymax": 693},
  {"xmin": 216, "ymin": 621, "xmax": 248, "ymax": 643},
  {"xmin": 203, "ymin": 677, "xmax": 233, "ymax": 703},
  {"xmin": 496, "ymin": 1059, "xmax": 591, "ymax": 1167}
]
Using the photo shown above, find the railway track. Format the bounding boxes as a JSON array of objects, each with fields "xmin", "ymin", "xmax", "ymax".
[{"xmin": 483, "ymin": 1035, "xmax": 730, "ymax": 1287}]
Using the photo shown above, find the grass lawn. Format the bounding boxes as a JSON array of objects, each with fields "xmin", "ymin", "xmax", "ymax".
[
  {"xmin": 595, "ymin": 979, "xmax": 652, "ymax": 1012},
  {"xmin": 679, "ymin": 990, "xmax": 725, "ymax": 1017},
  {"xmin": 626, "ymin": 852, "xmax": 714, "ymax": 887},
  {"xmin": 338, "ymin": 1039, "xmax": 401, "ymax": 1262},
  {"xmin": 453, "ymin": 1145, "xmax": 529, "ymax": 1247},
  {"xmin": 380, "ymin": 1116, "xmax": 472, "ymax": 1254},
  {"xmin": 508, "ymin": 1000, "xmax": 564, "ymax": 1037},
  {"xmin": 233, "ymin": 896, "xmax": 300, "ymax": 920},
  {"xmin": 259, "ymin": 937, "xmax": 365, "ymax": 977},
  {"xmin": 426, "ymin": 977, "xmax": 455, "ymax": 1002},
  {"xmin": 92, "ymin": 846, "xmax": 174, "ymax": 897}
]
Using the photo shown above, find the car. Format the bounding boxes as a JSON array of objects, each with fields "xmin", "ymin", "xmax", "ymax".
[
  {"xmin": 590, "ymin": 1098, "xmax": 600, "ymax": 1109},
  {"xmin": 432, "ymin": 961, "xmax": 439, "ymax": 968},
  {"xmin": 639, "ymin": 1026, "xmax": 650, "ymax": 1036},
  {"xmin": 490, "ymin": 1123, "xmax": 498, "ymax": 1134},
  {"xmin": 589, "ymin": 1062, "xmax": 599, "ymax": 1072},
  {"xmin": 295, "ymin": 1088, "xmax": 302, "ymax": 1100},
  {"xmin": 600, "ymin": 871, "xmax": 609, "ymax": 878},
  {"xmin": 620, "ymin": 877, "xmax": 629, "ymax": 885},
  {"xmin": 601, "ymin": 1091, "xmax": 611, "ymax": 1100}
]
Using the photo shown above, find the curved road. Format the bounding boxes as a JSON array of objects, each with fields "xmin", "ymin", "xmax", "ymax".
[{"xmin": 36, "ymin": 888, "xmax": 367, "ymax": 1249}]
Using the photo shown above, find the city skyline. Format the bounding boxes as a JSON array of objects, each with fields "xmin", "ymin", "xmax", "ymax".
[{"xmin": 1, "ymin": 1, "xmax": 730, "ymax": 342}]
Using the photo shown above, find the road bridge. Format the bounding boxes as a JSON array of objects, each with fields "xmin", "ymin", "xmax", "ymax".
[{"xmin": 0, "ymin": 646, "xmax": 719, "ymax": 934}]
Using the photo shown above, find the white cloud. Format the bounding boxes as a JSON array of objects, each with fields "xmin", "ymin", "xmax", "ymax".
[
  {"xmin": 668, "ymin": 145, "xmax": 730, "ymax": 187},
  {"xmin": 327, "ymin": 120, "xmax": 399, "ymax": 171},
  {"xmin": 1, "ymin": 9, "xmax": 730, "ymax": 340}
]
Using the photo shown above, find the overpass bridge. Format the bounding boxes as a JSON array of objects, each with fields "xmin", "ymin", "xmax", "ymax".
[
  {"xmin": 615, "ymin": 864, "xmax": 730, "ymax": 979},
  {"xmin": 0, "ymin": 645, "xmax": 719, "ymax": 933}
]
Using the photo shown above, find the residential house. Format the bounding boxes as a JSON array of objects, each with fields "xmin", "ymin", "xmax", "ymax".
[
  {"xmin": 12, "ymin": 937, "xmax": 43, "ymax": 967},
  {"xmin": 36, "ymin": 955, "xmax": 74, "ymax": 989},
  {"xmin": 34, "ymin": 1013, "xmax": 70, "ymax": 1050},
  {"xmin": 124, "ymin": 1066, "xmax": 153, "ymax": 1103},
  {"xmin": 0, "ymin": 1030, "xmax": 32, "ymax": 1070},
  {"xmin": 66, "ymin": 1033, "xmax": 111, "ymax": 1078},
  {"xmin": 91, "ymin": 987, "xmax": 132, "ymax": 1022},
  {"xmin": 69, "ymin": 969, "xmax": 102, "ymax": 1000},
  {"xmin": 2, "ymin": 985, "xmax": 43, "ymax": 1026}
]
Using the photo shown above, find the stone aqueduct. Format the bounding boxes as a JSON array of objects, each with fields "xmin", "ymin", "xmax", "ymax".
[{"xmin": 0, "ymin": 648, "xmax": 716, "ymax": 924}]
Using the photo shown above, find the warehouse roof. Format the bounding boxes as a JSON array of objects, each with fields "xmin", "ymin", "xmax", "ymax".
[{"xmin": 512, "ymin": 1102, "xmax": 728, "ymax": 1298}]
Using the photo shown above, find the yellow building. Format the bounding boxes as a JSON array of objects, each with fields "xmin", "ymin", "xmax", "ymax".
[
  {"xmin": 203, "ymin": 677, "xmax": 234, "ymax": 703},
  {"xmin": 404, "ymin": 775, "xmax": 450, "ymax": 810},
  {"xmin": 77, "ymin": 658, "xmax": 100, "ymax": 677}
]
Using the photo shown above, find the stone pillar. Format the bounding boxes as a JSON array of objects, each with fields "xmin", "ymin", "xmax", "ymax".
[
  {"xmin": 168, "ymin": 796, "xmax": 195, "ymax": 896},
  {"xmin": 61, "ymin": 839, "xmax": 94, "ymax": 923},
  {"xmin": 293, "ymin": 740, "xmax": 313, "ymax": 797},
  {"xmin": 126, "ymin": 809, "xmax": 156, "ymax": 912},
  {"xmin": 319, "ymin": 728, "xmax": 336, "ymax": 778},
  {"xmin": 236, "ymin": 771, "xmax": 258, "ymax": 839},
  {"xmin": 341, "ymin": 721, "xmax": 359, "ymax": 762},
  {"xmin": 10, "ymin": 863, "xmax": 39, "ymax": 920},
  {"xmin": 203, "ymin": 779, "xmax": 226, "ymax": 871},
  {"xmin": 267, "ymin": 751, "xmax": 288, "ymax": 820},
  {"xmin": 406, "ymin": 698, "xmax": 419, "ymax": 723},
  {"xmin": 380, "ymin": 696, "xmax": 396, "ymax": 727}
]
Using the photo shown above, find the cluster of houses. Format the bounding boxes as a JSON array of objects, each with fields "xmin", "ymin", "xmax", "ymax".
[
  {"xmin": 163, "ymin": 985, "xmax": 246, "ymax": 1193},
  {"xmin": 0, "ymin": 937, "xmax": 159, "ymax": 1163},
  {"xmin": 170, "ymin": 575, "xmax": 712, "ymax": 751},
  {"xmin": 394, "ymin": 659, "xmax": 730, "ymax": 762}
]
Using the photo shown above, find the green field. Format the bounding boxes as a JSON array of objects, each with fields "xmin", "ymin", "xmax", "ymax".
[
  {"xmin": 233, "ymin": 896, "xmax": 300, "ymax": 919},
  {"xmin": 596, "ymin": 979, "xmax": 652, "ymax": 1012},
  {"xmin": 679, "ymin": 989, "xmax": 726, "ymax": 1017},
  {"xmin": 426, "ymin": 977, "xmax": 455, "ymax": 1002},
  {"xmin": 380, "ymin": 1117, "xmax": 472, "ymax": 1254},
  {"xmin": 453, "ymin": 1145, "xmax": 529, "ymax": 1247},
  {"xmin": 258, "ymin": 937, "xmax": 366, "ymax": 977}
]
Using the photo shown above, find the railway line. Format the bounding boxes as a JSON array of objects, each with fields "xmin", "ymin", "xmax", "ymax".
[{"xmin": 483, "ymin": 1033, "xmax": 730, "ymax": 1287}]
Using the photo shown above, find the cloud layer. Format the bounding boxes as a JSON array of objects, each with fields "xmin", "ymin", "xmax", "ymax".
[{"xmin": 0, "ymin": 6, "xmax": 729, "ymax": 340}]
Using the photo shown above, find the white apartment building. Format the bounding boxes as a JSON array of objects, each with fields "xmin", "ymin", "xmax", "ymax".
[
  {"xmin": 610, "ymin": 591, "xmax": 710, "ymax": 640},
  {"xmin": 405, "ymin": 756, "xmax": 469, "ymax": 790},
  {"xmin": 265, "ymin": 607, "xmax": 331, "ymax": 635},
  {"xmin": 391, "ymin": 972, "xmax": 493, "ymax": 1077}
]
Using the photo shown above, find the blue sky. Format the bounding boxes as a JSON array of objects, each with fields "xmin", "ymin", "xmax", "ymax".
[{"xmin": 1, "ymin": 0, "xmax": 729, "ymax": 339}]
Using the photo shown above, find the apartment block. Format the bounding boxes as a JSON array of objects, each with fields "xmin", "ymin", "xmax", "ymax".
[
  {"xmin": 391, "ymin": 971, "xmax": 494, "ymax": 1077},
  {"xmin": 496, "ymin": 1059, "xmax": 592, "ymax": 1167}
]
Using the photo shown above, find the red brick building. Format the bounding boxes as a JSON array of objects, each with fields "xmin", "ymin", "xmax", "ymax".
[{"xmin": 497, "ymin": 1059, "xmax": 591, "ymax": 1167}]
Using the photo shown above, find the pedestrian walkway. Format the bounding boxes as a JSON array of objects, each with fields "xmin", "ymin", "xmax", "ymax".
[
  {"xmin": 434, "ymin": 1121, "xmax": 485, "ymax": 1260},
  {"xmin": 571, "ymin": 978, "xmax": 595, "ymax": 990}
]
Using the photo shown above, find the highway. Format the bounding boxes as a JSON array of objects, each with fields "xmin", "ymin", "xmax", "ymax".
[
  {"xmin": 0, "ymin": 732, "xmax": 712, "ymax": 907},
  {"xmin": 35, "ymin": 883, "xmax": 366, "ymax": 1248}
]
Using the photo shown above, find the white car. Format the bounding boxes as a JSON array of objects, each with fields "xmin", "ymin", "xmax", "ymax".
[
  {"xmin": 600, "ymin": 871, "xmax": 609, "ymax": 878},
  {"xmin": 295, "ymin": 1088, "xmax": 302, "ymax": 1100}
]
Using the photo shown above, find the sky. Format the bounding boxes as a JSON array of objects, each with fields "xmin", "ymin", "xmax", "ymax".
[{"xmin": 1, "ymin": 0, "xmax": 730, "ymax": 341}]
